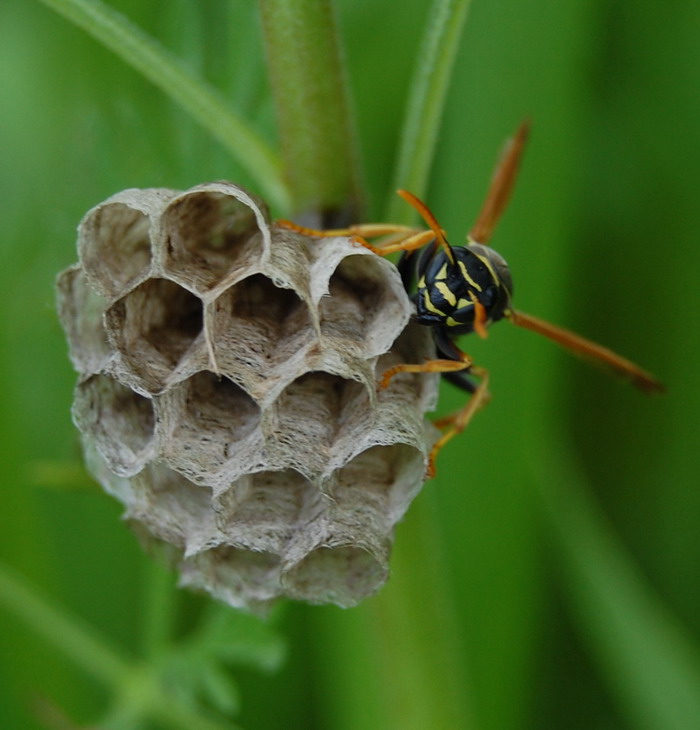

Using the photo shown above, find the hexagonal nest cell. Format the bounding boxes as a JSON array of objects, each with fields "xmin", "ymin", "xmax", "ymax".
[
  {"xmin": 79, "ymin": 202, "xmax": 153, "ymax": 299},
  {"xmin": 73, "ymin": 374, "xmax": 156, "ymax": 476},
  {"xmin": 161, "ymin": 190, "xmax": 265, "ymax": 293},
  {"xmin": 320, "ymin": 254, "xmax": 407, "ymax": 356},
  {"xmin": 57, "ymin": 181, "xmax": 440, "ymax": 610},
  {"xmin": 56, "ymin": 266, "xmax": 112, "ymax": 376},
  {"xmin": 106, "ymin": 278, "xmax": 204, "ymax": 393},
  {"xmin": 159, "ymin": 372, "xmax": 263, "ymax": 487},
  {"xmin": 209, "ymin": 274, "xmax": 315, "ymax": 393}
]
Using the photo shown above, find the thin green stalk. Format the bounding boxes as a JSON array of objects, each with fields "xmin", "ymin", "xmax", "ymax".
[
  {"xmin": 536, "ymin": 442, "xmax": 700, "ymax": 730},
  {"xmin": 258, "ymin": 0, "xmax": 362, "ymax": 222},
  {"xmin": 386, "ymin": 0, "xmax": 473, "ymax": 223},
  {"xmin": 141, "ymin": 558, "xmax": 176, "ymax": 659},
  {"xmin": 360, "ymin": 2, "xmax": 477, "ymax": 725},
  {"xmin": 35, "ymin": 0, "xmax": 290, "ymax": 212},
  {"xmin": 370, "ymin": 491, "xmax": 477, "ymax": 730}
]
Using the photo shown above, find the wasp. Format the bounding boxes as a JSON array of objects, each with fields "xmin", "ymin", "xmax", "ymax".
[{"xmin": 280, "ymin": 122, "xmax": 664, "ymax": 476}]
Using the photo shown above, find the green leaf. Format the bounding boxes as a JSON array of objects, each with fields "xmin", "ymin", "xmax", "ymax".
[
  {"xmin": 192, "ymin": 604, "xmax": 287, "ymax": 674},
  {"xmin": 385, "ymin": 0, "xmax": 474, "ymax": 223},
  {"xmin": 156, "ymin": 603, "xmax": 286, "ymax": 720},
  {"xmin": 35, "ymin": 0, "xmax": 290, "ymax": 211}
]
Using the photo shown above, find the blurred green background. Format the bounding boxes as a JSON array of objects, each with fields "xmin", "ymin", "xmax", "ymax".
[{"xmin": 1, "ymin": 1, "xmax": 699, "ymax": 728}]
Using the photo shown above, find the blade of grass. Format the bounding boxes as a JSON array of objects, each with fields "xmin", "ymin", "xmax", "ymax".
[
  {"xmin": 385, "ymin": 0, "xmax": 473, "ymax": 223},
  {"xmin": 257, "ymin": 0, "xmax": 363, "ymax": 222},
  {"xmin": 536, "ymin": 442, "xmax": 700, "ymax": 730},
  {"xmin": 35, "ymin": 0, "xmax": 290, "ymax": 212}
]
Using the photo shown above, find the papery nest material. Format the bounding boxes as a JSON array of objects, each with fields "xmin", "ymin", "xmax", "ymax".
[{"xmin": 57, "ymin": 182, "xmax": 439, "ymax": 610}]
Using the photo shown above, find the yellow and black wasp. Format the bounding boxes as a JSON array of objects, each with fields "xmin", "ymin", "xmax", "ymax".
[{"xmin": 281, "ymin": 122, "xmax": 664, "ymax": 476}]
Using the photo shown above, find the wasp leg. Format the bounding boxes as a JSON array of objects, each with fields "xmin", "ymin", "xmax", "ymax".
[
  {"xmin": 381, "ymin": 329, "xmax": 490, "ymax": 476},
  {"xmin": 366, "ymin": 229, "xmax": 435, "ymax": 256},
  {"xmin": 441, "ymin": 368, "xmax": 478, "ymax": 394},
  {"xmin": 277, "ymin": 220, "xmax": 415, "ymax": 238},
  {"xmin": 379, "ymin": 357, "xmax": 474, "ymax": 390},
  {"xmin": 428, "ymin": 365, "xmax": 490, "ymax": 477},
  {"xmin": 277, "ymin": 219, "xmax": 436, "ymax": 258}
]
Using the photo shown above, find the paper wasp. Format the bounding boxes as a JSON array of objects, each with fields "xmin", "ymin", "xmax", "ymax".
[{"xmin": 280, "ymin": 122, "xmax": 664, "ymax": 476}]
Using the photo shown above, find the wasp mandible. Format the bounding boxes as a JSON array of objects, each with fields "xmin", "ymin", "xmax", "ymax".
[{"xmin": 280, "ymin": 122, "xmax": 664, "ymax": 476}]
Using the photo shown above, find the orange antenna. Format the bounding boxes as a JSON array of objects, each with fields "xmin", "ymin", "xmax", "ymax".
[
  {"xmin": 397, "ymin": 189, "xmax": 455, "ymax": 264},
  {"xmin": 469, "ymin": 120, "xmax": 530, "ymax": 245},
  {"xmin": 507, "ymin": 309, "xmax": 665, "ymax": 394},
  {"xmin": 469, "ymin": 291, "xmax": 489, "ymax": 339}
]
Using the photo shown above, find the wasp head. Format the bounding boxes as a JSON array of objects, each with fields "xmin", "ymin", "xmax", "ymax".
[{"xmin": 415, "ymin": 243, "xmax": 513, "ymax": 335}]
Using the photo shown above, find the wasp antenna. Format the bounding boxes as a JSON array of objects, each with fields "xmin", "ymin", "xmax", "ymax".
[
  {"xmin": 397, "ymin": 189, "xmax": 455, "ymax": 264},
  {"xmin": 507, "ymin": 309, "xmax": 665, "ymax": 394},
  {"xmin": 469, "ymin": 291, "xmax": 489, "ymax": 339},
  {"xmin": 469, "ymin": 120, "xmax": 530, "ymax": 246}
]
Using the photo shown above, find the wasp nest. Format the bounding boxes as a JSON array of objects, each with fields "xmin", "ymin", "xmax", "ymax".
[{"xmin": 57, "ymin": 182, "xmax": 439, "ymax": 610}]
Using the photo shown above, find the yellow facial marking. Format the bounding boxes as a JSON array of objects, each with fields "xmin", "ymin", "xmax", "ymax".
[
  {"xmin": 457, "ymin": 260, "xmax": 482, "ymax": 291},
  {"xmin": 423, "ymin": 290, "xmax": 446, "ymax": 316},
  {"xmin": 435, "ymin": 282, "xmax": 457, "ymax": 307},
  {"xmin": 474, "ymin": 253, "xmax": 499, "ymax": 285},
  {"xmin": 446, "ymin": 316, "xmax": 460, "ymax": 327},
  {"xmin": 457, "ymin": 298, "xmax": 471, "ymax": 309},
  {"xmin": 435, "ymin": 263, "xmax": 448, "ymax": 281}
]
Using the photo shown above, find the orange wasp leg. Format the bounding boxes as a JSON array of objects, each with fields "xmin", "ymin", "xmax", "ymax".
[
  {"xmin": 379, "ymin": 358, "xmax": 474, "ymax": 390},
  {"xmin": 429, "ymin": 365, "xmax": 491, "ymax": 478},
  {"xmin": 276, "ymin": 219, "xmax": 435, "ymax": 257},
  {"xmin": 380, "ymin": 350, "xmax": 490, "ymax": 478}
]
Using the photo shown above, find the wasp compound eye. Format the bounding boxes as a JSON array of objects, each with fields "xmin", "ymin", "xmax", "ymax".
[{"xmin": 57, "ymin": 182, "xmax": 439, "ymax": 611}]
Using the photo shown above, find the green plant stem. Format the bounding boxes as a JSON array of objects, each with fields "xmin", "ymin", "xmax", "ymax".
[
  {"xmin": 359, "ymin": 2, "xmax": 476, "ymax": 725},
  {"xmin": 386, "ymin": 0, "xmax": 473, "ymax": 223},
  {"xmin": 258, "ymin": 0, "xmax": 362, "ymax": 222},
  {"xmin": 35, "ymin": 0, "xmax": 290, "ymax": 212},
  {"xmin": 370, "ymin": 491, "xmax": 477, "ymax": 730},
  {"xmin": 141, "ymin": 558, "xmax": 176, "ymax": 659}
]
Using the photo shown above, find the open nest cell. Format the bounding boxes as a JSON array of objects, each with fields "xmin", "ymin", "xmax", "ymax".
[
  {"xmin": 215, "ymin": 469, "xmax": 316, "ymax": 554},
  {"xmin": 210, "ymin": 274, "xmax": 314, "ymax": 380},
  {"xmin": 269, "ymin": 372, "xmax": 369, "ymax": 474},
  {"xmin": 56, "ymin": 266, "xmax": 112, "ymax": 375},
  {"xmin": 319, "ymin": 254, "xmax": 407, "ymax": 356},
  {"xmin": 161, "ymin": 191, "xmax": 264, "ymax": 292},
  {"xmin": 129, "ymin": 464, "xmax": 218, "ymax": 553},
  {"xmin": 79, "ymin": 202, "xmax": 152, "ymax": 299},
  {"xmin": 160, "ymin": 372, "xmax": 262, "ymax": 480},
  {"xmin": 106, "ymin": 278, "xmax": 204, "ymax": 393},
  {"xmin": 182, "ymin": 544, "xmax": 283, "ymax": 608},
  {"xmin": 73, "ymin": 374, "xmax": 156, "ymax": 476},
  {"xmin": 282, "ymin": 543, "xmax": 388, "ymax": 608}
]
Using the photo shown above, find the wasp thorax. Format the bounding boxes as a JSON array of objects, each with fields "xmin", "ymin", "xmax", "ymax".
[{"xmin": 57, "ymin": 182, "xmax": 440, "ymax": 611}]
